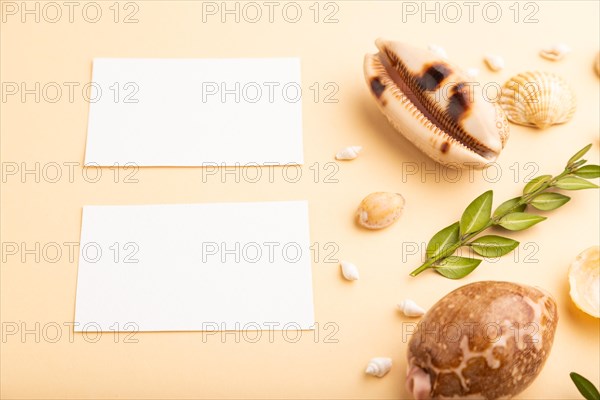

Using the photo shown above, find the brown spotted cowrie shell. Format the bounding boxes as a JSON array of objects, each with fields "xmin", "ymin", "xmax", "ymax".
[
  {"xmin": 364, "ymin": 39, "xmax": 510, "ymax": 169},
  {"xmin": 406, "ymin": 281, "xmax": 558, "ymax": 400}
]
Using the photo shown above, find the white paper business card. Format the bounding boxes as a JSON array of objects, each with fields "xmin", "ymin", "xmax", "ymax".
[
  {"xmin": 85, "ymin": 58, "xmax": 303, "ymax": 166},
  {"xmin": 74, "ymin": 201, "xmax": 314, "ymax": 331}
]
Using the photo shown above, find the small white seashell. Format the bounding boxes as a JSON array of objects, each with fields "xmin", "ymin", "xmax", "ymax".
[
  {"xmin": 465, "ymin": 67, "xmax": 480, "ymax": 78},
  {"xmin": 427, "ymin": 44, "xmax": 448, "ymax": 59},
  {"xmin": 397, "ymin": 299, "xmax": 426, "ymax": 317},
  {"xmin": 365, "ymin": 357, "xmax": 392, "ymax": 378},
  {"xmin": 540, "ymin": 43, "xmax": 571, "ymax": 61},
  {"xmin": 335, "ymin": 146, "xmax": 362, "ymax": 160},
  {"xmin": 484, "ymin": 54, "xmax": 505, "ymax": 72},
  {"xmin": 340, "ymin": 261, "xmax": 359, "ymax": 281}
]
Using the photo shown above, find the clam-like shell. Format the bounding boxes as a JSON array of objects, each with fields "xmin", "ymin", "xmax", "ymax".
[
  {"xmin": 365, "ymin": 357, "xmax": 392, "ymax": 378},
  {"xmin": 500, "ymin": 71, "xmax": 576, "ymax": 129},
  {"xmin": 406, "ymin": 281, "xmax": 558, "ymax": 400},
  {"xmin": 364, "ymin": 39, "xmax": 509, "ymax": 169},
  {"xmin": 568, "ymin": 246, "xmax": 600, "ymax": 318}
]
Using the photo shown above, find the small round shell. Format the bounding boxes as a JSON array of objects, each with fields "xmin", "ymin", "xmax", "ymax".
[
  {"xmin": 365, "ymin": 357, "xmax": 392, "ymax": 378},
  {"xmin": 340, "ymin": 261, "xmax": 360, "ymax": 281},
  {"xmin": 500, "ymin": 71, "xmax": 576, "ymax": 129},
  {"xmin": 406, "ymin": 281, "xmax": 558, "ymax": 399},
  {"xmin": 356, "ymin": 192, "xmax": 404, "ymax": 230},
  {"xmin": 336, "ymin": 146, "xmax": 362, "ymax": 160},
  {"xmin": 569, "ymin": 246, "xmax": 600, "ymax": 318}
]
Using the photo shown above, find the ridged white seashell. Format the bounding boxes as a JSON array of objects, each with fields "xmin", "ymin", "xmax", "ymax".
[
  {"xmin": 365, "ymin": 357, "xmax": 392, "ymax": 378},
  {"xmin": 484, "ymin": 54, "xmax": 505, "ymax": 72},
  {"xmin": 397, "ymin": 299, "xmax": 426, "ymax": 317},
  {"xmin": 500, "ymin": 71, "xmax": 576, "ymax": 129},
  {"xmin": 335, "ymin": 146, "xmax": 362, "ymax": 160},
  {"xmin": 427, "ymin": 44, "xmax": 448, "ymax": 59},
  {"xmin": 364, "ymin": 39, "xmax": 510, "ymax": 169},
  {"xmin": 540, "ymin": 43, "xmax": 571, "ymax": 61},
  {"xmin": 340, "ymin": 261, "xmax": 359, "ymax": 281}
]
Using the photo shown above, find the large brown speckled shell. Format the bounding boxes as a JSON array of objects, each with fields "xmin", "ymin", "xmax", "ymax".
[{"xmin": 406, "ymin": 281, "xmax": 558, "ymax": 399}]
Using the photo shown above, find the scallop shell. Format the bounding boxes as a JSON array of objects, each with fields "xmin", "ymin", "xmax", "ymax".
[
  {"xmin": 406, "ymin": 281, "xmax": 558, "ymax": 399},
  {"xmin": 365, "ymin": 357, "xmax": 392, "ymax": 378},
  {"xmin": 335, "ymin": 146, "xmax": 362, "ymax": 160},
  {"xmin": 356, "ymin": 192, "xmax": 404, "ymax": 230},
  {"xmin": 340, "ymin": 261, "xmax": 360, "ymax": 281},
  {"xmin": 569, "ymin": 246, "xmax": 599, "ymax": 318},
  {"xmin": 500, "ymin": 71, "xmax": 576, "ymax": 129},
  {"xmin": 364, "ymin": 39, "xmax": 510, "ymax": 169},
  {"xmin": 397, "ymin": 299, "xmax": 426, "ymax": 317}
]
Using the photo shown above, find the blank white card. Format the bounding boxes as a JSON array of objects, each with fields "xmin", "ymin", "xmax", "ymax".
[
  {"xmin": 74, "ymin": 201, "xmax": 314, "ymax": 331},
  {"xmin": 85, "ymin": 58, "xmax": 303, "ymax": 166}
]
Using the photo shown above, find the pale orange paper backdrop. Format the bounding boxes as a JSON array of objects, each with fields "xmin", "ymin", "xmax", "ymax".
[{"xmin": 1, "ymin": 1, "xmax": 599, "ymax": 399}]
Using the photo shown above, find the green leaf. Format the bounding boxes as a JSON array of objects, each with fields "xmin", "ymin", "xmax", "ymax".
[
  {"xmin": 555, "ymin": 176, "xmax": 599, "ymax": 190},
  {"xmin": 575, "ymin": 165, "xmax": 600, "ymax": 179},
  {"xmin": 567, "ymin": 144, "xmax": 593, "ymax": 166},
  {"xmin": 498, "ymin": 212, "xmax": 546, "ymax": 231},
  {"xmin": 426, "ymin": 222, "xmax": 460, "ymax": 259},
  {"xmin": 530, "ymin": 193, "xmax": 571, "ymax": 211},
  {"xmin": 460, "ymin": 191, "xmax": 493, "ymax": 235},
  {"xmin": 523, "ymin": 175, "xmax": 552, "ymax": 195},
  {"xmin": 470, "ymin": 235, "xmax": 519, "ymax": 257},
  {"xmin": 570, "ymin": 372, "xmax": 600, "ymax": 400},
  {"xmin": 493, "ymin": 197, "xmax": 526, "ymax": 218},
  {"xmin": 434, "ymin": 256, "xmax": 481, "ymax": 279}
]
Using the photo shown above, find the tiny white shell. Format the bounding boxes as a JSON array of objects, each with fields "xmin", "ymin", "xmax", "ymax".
[
  {"xmin": 397, "ymin": 299, "xmax": 426, "ymax": 317},
  {"xmin": 540, "ymin": 43, "xmax": 571, "ymax": 61},
  {"xmin": 335, "ymin": 146, "xmax": 362, "ymax": 160},
  {"xmin": 484, "ymin": 54, "xmax": 505, "ymax": 72},
  {"xmin": 365, "ymin": 357, "xmax": 392, "ymax": 378},
  {"xmin": 427, "ymin": 44, "xmax": 448, "ymax": 59},
  {"xmin": 340, "ymin": 261, "xmax": 359, "ymax": 281},
  {"xmin": 465, "ymin": 67, "xmax": 480, "ymax": 78}
]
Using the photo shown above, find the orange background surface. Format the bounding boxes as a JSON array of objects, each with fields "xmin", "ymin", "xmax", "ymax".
[{"xmin": 1, "ymin": 1, "xmax": 599, "ymax": 398}]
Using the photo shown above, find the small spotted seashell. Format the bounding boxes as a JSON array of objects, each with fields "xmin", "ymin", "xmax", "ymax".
[
  {"xmin": 484, "ymin": 54, "xmax": 505, "ymax": 72},
  {"xmin": 355, "ymin": 192, "xmax": 404, "ymax": 230},
  {"xmin": 397, "ymin": 299, "xmax": 425, "ymax": 317},
  {"xmin": 540, "ymin": 43, "xmax": 571, "ymax": 61},
  {"xmin": 365, "ymin": 357, "xmax": 392, "ymax": 378},
  {"xmin": 340, "ymin": 261, "xmax": 359, "ymax": 281},
  {"xmin": 335, "ymin": 146, "xmax": 362, "ymax": 160}
]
